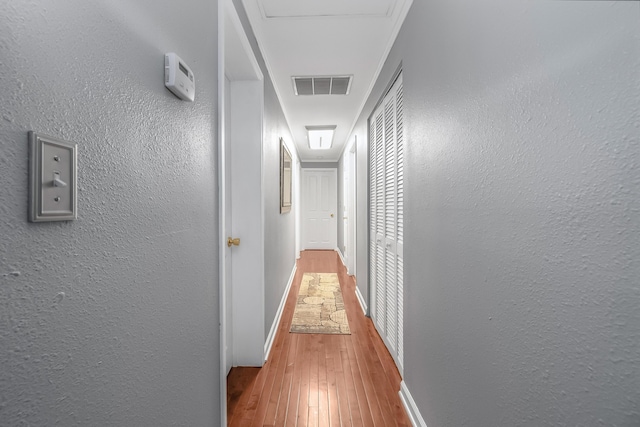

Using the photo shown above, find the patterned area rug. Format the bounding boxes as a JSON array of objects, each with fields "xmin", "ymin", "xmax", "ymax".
[{"xmin": 290, "ymin": 273, "xmax": 351, "ymax": 335}]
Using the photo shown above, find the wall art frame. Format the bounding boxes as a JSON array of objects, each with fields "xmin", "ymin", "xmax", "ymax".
[{"xmin": 280, "ymin": 138, "xmax": 292, "ymax": 213}]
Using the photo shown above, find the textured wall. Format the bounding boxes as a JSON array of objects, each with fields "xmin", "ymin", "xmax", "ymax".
[
  {"xmin": 232, "ymin": 0, "xmax": 298, "ymax": 339},
  {"xmin": 0, "ymin": 1, "xmax": 220, "ymax": 425},
  {"xmin": 263, "ymin": 79, "xmax": 297, "ymax": 338},
  {"xmin": 350, "ymin": 0, "xmax": 640, "ymax": 425}
]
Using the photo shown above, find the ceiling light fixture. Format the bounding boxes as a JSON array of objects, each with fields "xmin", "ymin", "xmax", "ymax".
[{"xmin": 306, "ymin": 125, "xmax": 336, "ymax": 150}]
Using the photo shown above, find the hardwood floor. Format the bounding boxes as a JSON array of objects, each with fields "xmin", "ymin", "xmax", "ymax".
[{"xmin": 227, "ymin": 250, "xmax": 411, "ymax": 427}]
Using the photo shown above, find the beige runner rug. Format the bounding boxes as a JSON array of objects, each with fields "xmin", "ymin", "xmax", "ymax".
[{"xmin": 290, "ymin": 273, "xmax": 351, "ymax": 335}]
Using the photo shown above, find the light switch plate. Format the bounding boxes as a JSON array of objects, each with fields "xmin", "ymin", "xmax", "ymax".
[{"xmin": 29, "ymin": 131, "xmax": 77, "ymax": 222}]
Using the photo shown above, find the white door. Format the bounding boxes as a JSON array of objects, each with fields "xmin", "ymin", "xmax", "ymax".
[
  {"xmin": 302, "ymin": 169, "xmax": 338, "ymax": 250},
  {"xmin": 221, "ymin": 0, "xmax": 265, "ymax": 377},
  {"xmin": 230, "ymin": 79, "xmax": 265, "ymax": 368}
]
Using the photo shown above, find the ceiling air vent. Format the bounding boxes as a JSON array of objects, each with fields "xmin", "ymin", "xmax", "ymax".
[{"xmin": 292, "ymin": 76, "xmax": 352, "ymax": 96}]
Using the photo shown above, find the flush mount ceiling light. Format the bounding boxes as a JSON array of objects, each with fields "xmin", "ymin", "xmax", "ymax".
[{"xmin": 306, "ymin": 125, "xmax": 336, "ymax": 150}]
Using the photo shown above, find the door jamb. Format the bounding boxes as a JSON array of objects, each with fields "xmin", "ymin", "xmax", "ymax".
[
  {"xmin": 218, "ymin": 1, "xmax": 264, "ymax": 424},
  {"xmin": 301, "ymin": 168, "xmax": 339, "ymax": 251}
]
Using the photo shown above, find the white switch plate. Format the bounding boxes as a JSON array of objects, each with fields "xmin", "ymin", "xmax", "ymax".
[{"xmin": 29, "ymin": 131, "xmax": 77, "ymax": 222}]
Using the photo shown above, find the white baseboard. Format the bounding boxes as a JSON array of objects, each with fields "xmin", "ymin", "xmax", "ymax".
[
  {"xmin": 355, "ymin": 285, "xmax": 368, "ymax": 316},
  {"xmin": 399, "ymin": 381, "xmax": 428, "ymax": 427},
  {"xmin": 336, "ymin": 248, "xmax": 366, "ymax": 315},
  {"xmin": 336, "ymin": 247, "xmax": 346, "ymax": 266},
  {"xmin": 264, "ymin": 263, "xmax": 297, "ymax": 361}
]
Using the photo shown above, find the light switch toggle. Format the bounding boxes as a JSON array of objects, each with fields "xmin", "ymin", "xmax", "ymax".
[{"xmin": 53, "ymin": 172, "xmax": 67, "ymax": 187}]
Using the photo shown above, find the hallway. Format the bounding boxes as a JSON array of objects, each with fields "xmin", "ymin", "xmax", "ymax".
[
  {"xmin": 227, "ymin": 250, "xmax": 411, "ymax": 426},
  {"xmin": 2, "ymin": 2, "xmax": 639, "ymax": 426}
]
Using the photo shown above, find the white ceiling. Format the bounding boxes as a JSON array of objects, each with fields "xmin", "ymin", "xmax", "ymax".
[{"xmin": 241, "ymin": 0, "xmax": 412, "ymax": 162}]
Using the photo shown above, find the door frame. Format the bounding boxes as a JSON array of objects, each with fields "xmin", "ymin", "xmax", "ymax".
[
  {"xmin": 367, "ymin": 69, "xmax": 404, "ymax": 375},
  {"xmin": 218, "ymin": 0, "xmax": 264, "ymax": 424},
  {"xmin": 368, "ymin": 65, "xmax": 403, "ymax": 323},
  {"xmin": 301, "ymin": 168, "xmax": 338, "ymax": 250},
  {"xmin": 344, "ymin": 138, "xmax": 357, "ymax": 275}
]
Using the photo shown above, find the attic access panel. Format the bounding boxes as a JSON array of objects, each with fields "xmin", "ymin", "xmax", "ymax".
[{"xmin": 292, "ymin": 76, "xmax": 352, "ymax": 96}]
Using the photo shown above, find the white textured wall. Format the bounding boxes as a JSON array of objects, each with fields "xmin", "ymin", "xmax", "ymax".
[
  {"xmin": 263, "ymin": 76, "xmax": 298, "ymax": 337},
  {"xmin": 0, "ymin": 1, "xmax": 220, "ymax": 425},
  {"xmin": 351, "ymin": 0, "xmax": 640, "ymax": 425}
]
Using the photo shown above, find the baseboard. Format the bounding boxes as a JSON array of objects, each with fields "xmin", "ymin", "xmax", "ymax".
[
  {"xmin": 335, "ymin": 248, "xmax": 366, "ymax": 315},
  {"xmin": 399, "ymin": 381, "xmax": 428, "ymax": 427},
  {"xmin": 264, "ymin": 263, "xmax": 297, "ymax": 361},
  {"xmin": 336, "ymin": 247, "xmax": 346, "ymax": 267},
  {"xmin": 355, "ymin": 285, "xmax": 368, "ymax": 316}
]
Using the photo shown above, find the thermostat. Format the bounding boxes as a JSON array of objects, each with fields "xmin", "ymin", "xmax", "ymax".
[{"xmin": 165, "ymin": 52, "xmax": 195, "ymax": 102}]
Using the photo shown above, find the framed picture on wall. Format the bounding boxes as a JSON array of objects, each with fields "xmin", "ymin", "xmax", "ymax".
[{"xmin": 280, "ymin": 138, "xmax": 292, "ymax": 213}]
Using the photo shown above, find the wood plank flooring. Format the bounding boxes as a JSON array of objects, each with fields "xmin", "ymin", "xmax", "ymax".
[{"xmin": 227, "ymin": 250, "xmax": 411, "ymax": 427}]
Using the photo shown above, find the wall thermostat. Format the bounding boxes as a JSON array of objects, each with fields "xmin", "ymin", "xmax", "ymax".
[{"xmin": 165, "ymin": 52, "xmax": 195, "ymax": 102}]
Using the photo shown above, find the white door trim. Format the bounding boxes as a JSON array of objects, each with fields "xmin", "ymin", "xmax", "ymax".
[
  {"xmin": 368, "ymin": 72, "xmax": 404, "ymax": 375},
  {"xmin": 218, "ymin": 1, "xmax": 264, "ymax": 425},
  {"xmin": 217, "ymin": 3, "xmax": 226, "ymax": 424},
  {"xmin": 346, "ymin": 138, "xmax": 357, "ymax": 275},
  {"xmin": 301, "ymin": 168, "xmax": 338, "ymax": 250}
]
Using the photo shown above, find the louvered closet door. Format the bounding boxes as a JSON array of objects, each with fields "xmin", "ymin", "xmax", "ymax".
[
  {"xmin": 369, "ymin": 73, "xmax": 404, "ymax": 373},
  {"xmin": 371, "ymin": 107, "xmax": 386, "ymax": 337}
]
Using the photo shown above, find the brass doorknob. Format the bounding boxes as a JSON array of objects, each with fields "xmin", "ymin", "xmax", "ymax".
[
  {"xmin": 330, "ymin": 214, "xmax": 334, "ymax": 218},
  {"xmin": 227, "ymin": 237, "xmax": 240, "ymax": 247}
]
